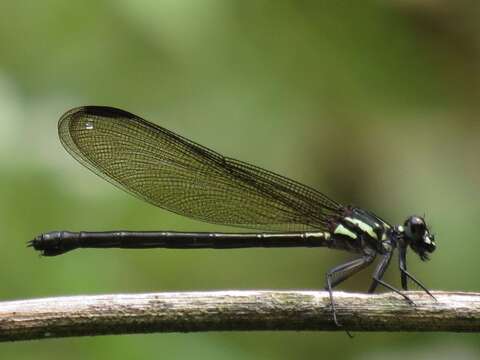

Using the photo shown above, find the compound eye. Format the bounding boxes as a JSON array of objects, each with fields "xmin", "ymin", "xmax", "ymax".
[
  {"xmin": 411, "ymin": 222, "xmax": 424, "ymax": 234},
  {"xmin": 409, "ymin": 216, "xmax": 426, "ymax": 234}
]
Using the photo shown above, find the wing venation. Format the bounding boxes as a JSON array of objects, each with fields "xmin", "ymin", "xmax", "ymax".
[{"xmin": 58, "ymin": 106, "xmax": 343, "ymax": 231}]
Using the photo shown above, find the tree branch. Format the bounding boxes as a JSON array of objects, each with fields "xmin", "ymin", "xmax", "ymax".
[{"xmin": 0, "ymin": 290, "xmax": 478, "ymax": 341}]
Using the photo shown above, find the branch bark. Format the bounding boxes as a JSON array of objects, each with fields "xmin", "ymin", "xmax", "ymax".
[{"xmin": 0, "ymin": 290, "xmax": 478, "ymax": 341}]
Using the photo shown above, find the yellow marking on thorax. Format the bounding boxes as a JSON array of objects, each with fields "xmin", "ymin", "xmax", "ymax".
[
  {"xmin": 345, "ymin": 217, "xmax": 379, "ymax": 240},
  {"xmin": 334, "ymin": 224, "xmax": 357, "ymax": 239}
]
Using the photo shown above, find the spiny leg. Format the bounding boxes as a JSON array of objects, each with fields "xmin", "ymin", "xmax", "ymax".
[
  {"xmin": 368, "ymin": 251, "xmax": 414, "ymax": 305},
  {"xmin": 399, "ymin": 245, "xmax": 408, "ymax": 290},
  {"xmin": 398, "ymin": 245, "xmax": 436, "ymax": 301},
  {"xmin": 325, "ymin": 253, "xmax": 375, "ymax": 328},
  {"xmin": 399, "ymin": 266, "xmax": 437, "ymax": 301}
]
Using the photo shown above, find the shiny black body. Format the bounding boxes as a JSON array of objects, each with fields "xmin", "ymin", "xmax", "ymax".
[{"xmin": 30, "ymin": 106, "xmax": 437, "ymax": 330}]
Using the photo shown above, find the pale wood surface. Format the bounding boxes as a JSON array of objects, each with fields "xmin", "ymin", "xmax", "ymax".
[{"xmin": 0, "ymin": 290, "xmax": 478, "ymax": 341}]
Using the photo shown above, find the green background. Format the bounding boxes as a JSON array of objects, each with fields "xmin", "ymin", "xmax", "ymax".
[{"xmin": 1, "ymin": 1, "xmax": 479, "ymax": 358}]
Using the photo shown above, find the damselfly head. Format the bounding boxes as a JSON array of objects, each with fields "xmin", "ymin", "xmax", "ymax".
[{"xmin": 403, "ymin": 215, "xmax": 436, "ymax": 261}]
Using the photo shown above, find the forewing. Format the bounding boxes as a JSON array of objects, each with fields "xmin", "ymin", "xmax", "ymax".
[{"xmin": 58, "ymin": 106, "xmax": 342, "ymax": 231}]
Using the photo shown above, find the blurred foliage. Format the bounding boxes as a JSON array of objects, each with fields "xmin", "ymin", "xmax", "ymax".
[{"xmin": 1, "ymin": 0, "xmax": 480, "ymax": 358}]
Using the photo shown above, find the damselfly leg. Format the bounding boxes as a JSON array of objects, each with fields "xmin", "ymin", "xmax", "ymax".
[{"xmin": 325, "ymin": 253, "xmax": 375, "ymax": 327}]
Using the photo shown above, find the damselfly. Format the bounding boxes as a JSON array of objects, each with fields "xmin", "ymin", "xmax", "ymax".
[{"xmin": 30, "ymin": 106, "xmax": 437, "ymax": 328}]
